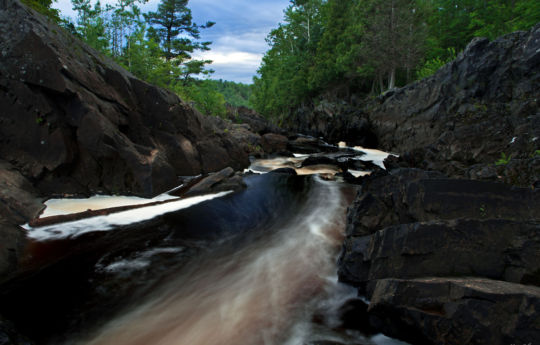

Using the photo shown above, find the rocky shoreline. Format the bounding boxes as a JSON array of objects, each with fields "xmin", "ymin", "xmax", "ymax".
[{"xmin": 332, "ymin": 23, "xmax": 540, "ymax": 345}]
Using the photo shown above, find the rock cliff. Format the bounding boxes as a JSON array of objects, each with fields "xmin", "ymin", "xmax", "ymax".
[
  {"xmin": 0, "ymin": 0, "xmax": 251, "ymax": 284},
  {"xmin": 285, "ymin": 24, "xmax": 540, "ymax": 187},
  {"xmin": 336, "ymin": 24, "xmax": 540, "ymax": 345},
  {"xmin": 367, "ymin": 25, "xmax": 539, "ymax": 186},
  {"xmin": 0, "ymin": 0, "xmax": 249, "ymax": 199}
]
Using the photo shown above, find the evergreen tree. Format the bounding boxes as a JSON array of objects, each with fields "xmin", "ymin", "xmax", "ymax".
[
  {"xmin": 71, "ymin": 0, "xmax": 110, "ymax": 54},
  {"xmin": 361, "ymin": 0, "xmax": 427, "ymax": 90},
  {"xmin": 145, "ymin": 0, "xmax": 214, "ymax": 83}
]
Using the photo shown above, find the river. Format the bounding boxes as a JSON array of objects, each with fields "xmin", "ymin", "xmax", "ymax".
[{"xmin": 0, "ymin": 149, "xmax": 407, "ymax": 345}]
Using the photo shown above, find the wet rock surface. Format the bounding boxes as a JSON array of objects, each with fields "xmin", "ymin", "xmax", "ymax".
[{"xmin": 181, "ymin": 167, "xmax": 246, "ymax": 197}]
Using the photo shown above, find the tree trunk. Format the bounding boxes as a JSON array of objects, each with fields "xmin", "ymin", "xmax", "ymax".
[
  {"xmin": 388, "ymin": 68, "xmax": 396, "ymax": 90},
  {"xmin": 378, "ymin": 73, "xmax": 385, "ymax": 93}
]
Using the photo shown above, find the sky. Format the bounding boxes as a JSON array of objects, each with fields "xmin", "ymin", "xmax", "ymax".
[{"xmin": 52, "ymin": 0, "xmax": 290, "ymax": 84}]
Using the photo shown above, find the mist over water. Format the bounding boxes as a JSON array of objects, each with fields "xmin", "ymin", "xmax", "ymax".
[{"xmin": 77, "ymin": 176, "xmax": 350, "ymax": 345}]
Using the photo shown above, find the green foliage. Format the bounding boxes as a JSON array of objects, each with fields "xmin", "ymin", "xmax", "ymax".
[
  {"xmin": 175, "ymin": 81, "xmax": 227, "ymax": 117},
  {"xmin": 495, "ymin": 152, "xmax": 511, "ymax": 166},
  {"xmin": 21, "ymin": 0, "xmax": 61, "ymax": 22},
  {"xmin": 417, "ymin": 48, "xmax": 456, "ymax": 79},
  {"xmin": 203, "ymin": 80, "xmax": 253, "ymax": 107},
  {"xmin": 65, "ymin": 0, "xmax": 229, "ymax": 116},
  {"xmin": 253, "ymin": 0, "xmax": 540, "ymax": 121},
  {"xmin": 145, "ymin": 0, "xmax": 214, "ymax": 82}
]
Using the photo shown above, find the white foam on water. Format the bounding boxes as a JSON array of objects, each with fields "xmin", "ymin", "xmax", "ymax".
[
  {"xmin": 348, "ymin": 169, "xmax": 371, "ymax": 178},
  {"xmin": 41, "ymin": 193, "xmax": 178, "ymax": 218},
  {"xmin": 96, "ymin": 248, "xmax": 184, "ymax": 274},
  {"xmin": 351, "ymin": 146, "xmax": 398, "ymax": 169},
  {"xmin": 371, "ymin": 334, "xmax": 411, "ymax": 345},
  {"xmin": 24, "ymin": 192, "xmax": 232, "ymax": 241}
]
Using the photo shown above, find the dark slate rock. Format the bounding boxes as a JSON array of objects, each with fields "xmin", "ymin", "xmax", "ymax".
[
  {"xmin": 368, "ymin": 277, "xmax": 540, "ymax": 345},
  {"xmin": 340, "ymin": 219, "xmax": 540, "ymax": 287},
  {"xmin": 260, "ymin": 133, "xmax": 288, "ymax": 154}
]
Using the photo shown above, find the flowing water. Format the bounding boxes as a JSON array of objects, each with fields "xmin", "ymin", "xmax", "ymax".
[
  {"xmin": 79, "ymin": 176, "xmax": 352, "ymax": 345},
  {"xmin": 1, "ymin": 148, "xmax": 406, "ymax": 345}
]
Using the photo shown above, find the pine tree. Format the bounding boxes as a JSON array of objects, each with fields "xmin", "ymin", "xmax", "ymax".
[{"xmin": 145, "ymin": 0, "xmax": 214, "ymax": 83}]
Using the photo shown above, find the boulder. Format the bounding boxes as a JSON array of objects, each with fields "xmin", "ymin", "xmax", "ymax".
[
  {"xmin": 368, "ymin": 277, "xmax": 540, "ymax": 345},
  {"xmin": 0, "ymin": 219, "xmax": 27, "ymax": 284},
  {"xmin": 0, "ymin": 0, "xmax": 249, "ymax": 198},
  {"xmin": 282, "ymin": 102, "xmax": 378, "ymax": 148},
  {"xmin": 287, "ymin": 136, "xmax": 338, "ymax": 154},
  {"xmin": 300, "ymin": 156, "xmax": 341, "ymax": 168},
  {"xmin": 182, "ymin": 167, "xmax": 246, "ymax": 197},
  {"xmin": 260, "ymin": 133, "xmax": 288, "ymax": 154},
  {"xmin": 225, "ymin": 105, "xmax": 282, "ymax": 135},
  {"xmin": 0, "ymin": 160, "xmax": 44, "ymax": 224}
]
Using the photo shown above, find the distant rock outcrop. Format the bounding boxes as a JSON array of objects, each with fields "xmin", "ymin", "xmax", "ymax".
[{"xmin": 0, "ymin": 0, "xmax": 249, "ymax": 199}]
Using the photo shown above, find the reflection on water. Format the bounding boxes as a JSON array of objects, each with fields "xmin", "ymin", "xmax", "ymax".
[{"xmin": 77, "ymin": 177, "xmax": 349, "ymax": 345}]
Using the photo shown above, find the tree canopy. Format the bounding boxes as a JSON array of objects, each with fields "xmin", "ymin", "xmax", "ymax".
[{"xmin": 251, "ymin": 0, "xmax": 540, "ymax": 121}]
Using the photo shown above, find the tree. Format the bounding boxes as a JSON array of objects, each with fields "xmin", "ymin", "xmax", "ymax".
[
  {"xmin": 145, "ymin": 0, "xmax": 214, "ymax": 84},
  {"xmin": 71, "ymin": 0, "xmax": 110, "ymax": 54},
  {"xmin": 361, "ymin": 0, "xmax": 427, "ymax": 90},
  {"xmin": 22, "ymin": 0, "xmax": 60, "ymax": 22}
]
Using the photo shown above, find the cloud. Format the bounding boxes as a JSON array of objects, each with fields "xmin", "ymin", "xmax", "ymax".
[{"xmin": 194, "ymin": 51, "xmax": 262, "ymax": 67}]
